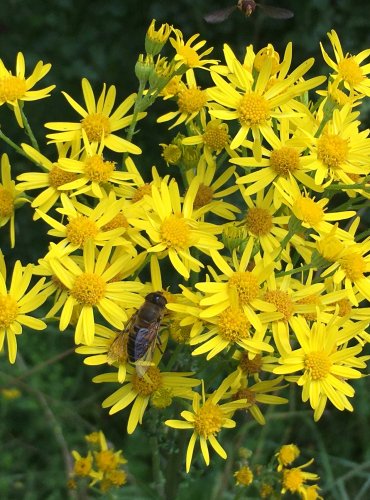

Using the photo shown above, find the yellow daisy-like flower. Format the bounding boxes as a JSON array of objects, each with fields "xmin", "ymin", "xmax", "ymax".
[
  {"xmin": 16, "ymin": 142, "xmax": 81, "ymax": 219},
  {"xmin": 207, "ymin": 43, "xmax": 325, "ymax": 159},
  {"xmin": 299, "ymin": 104, "xmax": 370, "ymax": 187},
  {"xmin": 47, "ymin": 241, "xmax": 144, "ymax": 345},
  {"xmin": 35, "ymin": 192, "xmax": 136, "ymax": 254},
  {"xmin": 234, "ymin": 465, "xmax": 254, "ymax": 486},
  {"xmin": 45, "ymin": 78, "xmax": 142, "ymax": 154},
  {"xmin": 169, "ymin": 29, "xmax": 218, "ymax": 74},
  {"xmin": 0, "ymin": 52, "xmax": 55, "ymax": 126},
  {"xmin": 128, "ymin": 177, "xmax": 223, "ymax": 279},
  {"xmin": 195, "ymin": 238, "xmax": 278, "ymax": 331},
  {"xmin": 165, "ymin": 376, "xmax": 247, "ymax": 472},
  {"xmin": 281, "ymin": 459, "xmax": 320, "ymax": 497},
  {"xmin": 157, "ymin": 72, "xmax": 208, "ymax": 129},
  {"xmin": 274, "ymin": 314, "xmax": 368, "ymax": 420},
  {"xmin": 0, "ymin": 260, "xmax": 48, "ymax": 363},
  {"xmin": 94, "ymin": 353, "xmax": 200, "ymax": 434},
  {"xmin": 275, "ymin": 444, "xmax": 300, "ymax": 471},
  {"xmin": 71, "ymin": 450, "xmax": 94, "ymax": 477},
  {"xmin": 0, "ymin": 153, "xmax": 28, "ymax": 247},
  {"xmin": 320, "ymin": 29, "xmax": 370, "ymax": 96}
]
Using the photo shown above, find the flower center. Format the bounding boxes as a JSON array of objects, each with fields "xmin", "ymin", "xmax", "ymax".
[
  {"xmin": 151, "ymin": 387, "xmax": 173, "ymax": 409},
  {"xmin": 237, "ymin": 93, "xmax": 270, "ymax": 126},
  {"xmin": 282, "ymin": 468, "xmax": 304, "ymax": 492},
  {"xmin": 296, "ymin": 295, "xmax": 319, "ymax": 321},
  {"xmin": 218, "ymin": 306, "xmax": 250, "ymax": 341},
  {"xmin": 0, "ymin": 294, "xmax": 19, "ymax": 327},
  {"xmin": 193, "ymin": 183, "xmax": 214, "ymax": 208},
  {"xmin": 235, "ymin": 388, "xmax": 256, "ymax": 405},
  {"xmin": 49, "ymin": 165, "xmax": 78, "ymax": 188},
  {"xmin": 228, "ymin": 271, "xmax": 260, "ymax": 305},
  {"xmin": 177, "ymin": 87, "xmax": 207, "ymax": 114},
  {"xmin": 339, "ymin": 253, "xmax": 365, "ymax": 281},
  {"xmin": 102, "ymin": 212, "xmax": 129, "ymax": 231},
  {"xmin": 239, "ymin": 353, "xmax": 263, "ymax": 375},
  {"xmin": 338, "ymin": 57, "xmax": 364, "ymax": 86},
  {"xmin": 317, "ymin": 134, "xmax": 348, "ymax": 168},
  {"xmin": 202, "ymin": 120, "xmax": 229, "ymax": 151},
  {"xmin": 245, "ymin": 207, "xmax": 273, "ymax": 236},
  {"xmin": 292, "ymin": 195, "xmax": 324, "ymax": 226},
  {"xmin": 81, "ymin": 113, "xmax": 111, "ymax": 142},
  {"xmin": 264, "ymin": 290, "xmax": 294, "ymax": 321},
  {"xmin": 66, "ymin": 216, "xmax": 99, "ymax": 247},
  {"xmin": 178, "ymin": 46, "xmax": 200, "ymax": 67},
  {"xmin": 234, "ymin": 466, "xmax": 254, "ymax": 486},
  {"xmin": 94, "ymin": 450, "xmax": 119, "ymax": 472},
  {"xmin": 160, "ymin": 215, "xmax": 190, "ymax": 249},
  {"xmin": 132, "ymin": 183, "xmax": 152, "ymax": 203},
  {"xmin": 84, "ymin": 154, "xmax": 115, "ymax": 182},
  {"xmin": 0, "ymin": 187, "xmax": 14, "ymax": 218},
  {"xmin": 0, "ymin": 75, "xmax": 27, "ymax": 102},
  {"xmin": 74, "ymin": 456, "xmax": 92, "ymax": 477},
  {"xmin": 161, "ymin": 144, "xmax": 182, "ymax": 165},
  {"xmin": 278, "ymin": 444, "xmax": 300, "ymax": 466},
  {"xmin": 270, "ymin": 147, "xmax": 300, "ymax": 176},
  {"xmin": 131, "ymin": 366, "xmax": 162, "ymax": 396},
  {"xmin": 304, "ymin": 351, "xmax": 332, "ymax": 380},
  {"xmin": 71, "ymin": 272, "xmax": 106, "ymax": 305},
  {"xmin": 193, "ymin": 400, "xmax": 224, "ymax": 437},
  {"xmin": 336, "ymin": 298, "xmax": 352, "ymax": 317}
]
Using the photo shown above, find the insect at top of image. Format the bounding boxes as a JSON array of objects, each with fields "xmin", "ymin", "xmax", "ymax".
[
  {"xmin": 204, "ymin": 0, "xmax": 294, "ymax": 24},
  {"xmin": 107, "ymin": 291, "xmax": 168, "ymax": 378}
]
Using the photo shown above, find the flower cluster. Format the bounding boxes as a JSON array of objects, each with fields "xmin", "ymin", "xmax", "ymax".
[{"xmin": 0, "ymin": 19, "xmax": 369, "ymax": 482}]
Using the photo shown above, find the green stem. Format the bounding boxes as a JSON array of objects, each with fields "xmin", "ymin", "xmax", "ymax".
[
  {"xmin": 20, "ymin": 106, "xmax": 40, "ymax": 151},
  {"xmin": 0, "ymin": 129, "xmax": 31, "ymax": 159}
]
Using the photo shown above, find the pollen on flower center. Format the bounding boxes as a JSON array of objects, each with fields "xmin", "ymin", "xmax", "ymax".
[
  {"xmin": 235, "ymin": 388, "xmax": 255, "ymax": 405},
  {"xmin": 264, "ymin": 290, "xmax": 294, "ymax": 321},
  {"xmin": 160, "ymin": 214, "xmax": 190, "ymax": 249},
  {"xmin": 94, "ymin": 450, "xmax": 119, "ymax": 472},
  {"xmin": 0, "ymin": 187, "xmax": 14, "ymax": 217},
  {"xmin": 151, "ymin": 387, "xmax": 173, "ymax": 409},
  {"xmin": 304, "ymin": 351, "xmax": 332, "ymax": 380},
  {"xmin": 239, "ymin": 352, "xmax": 263, "ymax": 375},
  {"xmin": 71, "ymin": 272, "xmax": 106, "ymax": 305},
  {"xmin": 81, "ymin": 113, "xmax": 111, "ymax": 142},
  {"xmin": 296, "ymin": 295, "xmax": 319, "ymax": 321},
  {"xmin": 194, "ymin": 183, "xmax": 214, "ymax": 208},
  {"xmin": 245, "ymin": 207, "xmax": 273, "ymax": 236},
  {"xmin": 270, "ymin": 147, "xmax": 300, "ymax": 176},
  {"xmin": 66, "ymin": 216, "xmax": 99, "ymax": 246},
  {"xmin": 218, "ymin": 306, "xmax": 250, "ymax": 341},
  {"xmin": 49, "ymin": 165, "xmax": 78, "ymax": 188},
  {"xmin": 0, "ymin": 294, "xmax": 19, "ymax": 327},
  {"xmin": 193, "ymin": 400, "xmax": 224, "ymax": 437},
  {"xmin": 178, "ymin": 46, "xmax": 200, "ymax": 67},
  {"xmin": 132, "ymin": 183, "xmax": 152, "ymax": 203},
  {"xmin": 228, "ymin": 271, "xmax": 260, "ymax": 305},
  {"xmin": 132, "ymin": 366, "xmax": 162, "ymax": 396},
  {"xmin": 84, "ymin": 154, "xmax": 115, "ymax": 182},
  {"xmin": 339, "ymin": 253, "xmax": 365, "ymax": 281},
  {"xmin": 237, "ymin": 93, "xmax": 270, "ymax": 126},
  {"xmin": 177, "ymin": 87, "xmax": 207, "ymax": 114},
  {"xmin": 317, "ymin": 134, "xmax": 348, "ymax": 168},
  {"xmin": 338, "ymin": 57, "xmax": 364, "ymax": 86},
  {"xmin": 293, "ymin": 195, "xmax": 323, "ymax": 226},
  {"xmin": 202, "ymin": 120, "xmax": 229, "ymax": 151},
  {"xmin": 0, "ymin": 75, "xmax": 27, "ymax": 102},
  {"xmin": 283, "ymin": 468, "xmax": 304, "ymax": 492},
  {"xmin": 103, "ymin": 212, "xmax": 129, "ymax": 231},
  {"xmin": 336, "ymin": 298, "xmax": 352, "ymax": 316}
]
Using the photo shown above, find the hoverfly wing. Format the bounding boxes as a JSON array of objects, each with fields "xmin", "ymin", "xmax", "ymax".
[
  {"xmin": 107, "ymin": 314, "xmax": 137, "ymax": 365},
  {"xmin": 257, "ymin": 4, "xmax": 294, "ymax": 19},
  {"xmin": 204, "ymin": 5, "xmax": 237, "ymax": 23},
  {"xmin": 133, "ymin": 323, "xmax": 162, "ymax": 377}
]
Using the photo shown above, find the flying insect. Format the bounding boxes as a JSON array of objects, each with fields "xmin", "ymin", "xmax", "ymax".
[{"xmin": 204, "ymin": 0, "xmax": 294, "ymax": 24}]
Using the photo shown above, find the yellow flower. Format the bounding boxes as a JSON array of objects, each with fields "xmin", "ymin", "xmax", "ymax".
[
  {"xmin": 128, "ymin": 177, "xmax": 223, "ymax": 279},
  {"xmin": 71, "ymin": 450, "xmax": 94, "ymax": 477},
  {"xmin": 45, "ymin": 78, "xmax": 143, "ymax": 153},
  {"xmin": 0, "ymin": 52, "xmax": 55, "ymax": 126},
  {"xmin": 275, "ymin": 444, "xmax": 300, "ymax": 471},
  {"xmin": 170, "ymin": 29, "xmax": 218, "ymax": 74},
  {"xmin": 207, "ymin": 43, "xmax": 325, "ymax": 159},
  {"xmin": 234, "ymin": 465, "xmax": 254, "ymax": 486},
  {"xmin": 16, "ymin": 142, "xmax": 81, "ymax": 219},
  {"xmin": 145, "ymin": 19, "xmax": 172, "ymax": 56},
  {"xmin": 94, "ymin": 356, "xmax": 199, "ymax": 434},
  {"xmin": 274, "ymin": 314, "xmax": 368, "ymax": 420},
  {"xmin": 321, "ymin": 29, "xmax": 370, "ymax": 96},
  {"xmin": 281, "ymin": 459, "xmax": 319, "ymax": 497},
  {"xmin": 0, "ymin": 261, "xmax": 48, "ymax": 363},
  {"xmin": 165, "ymin": 376, "xmax": 247, "ymax": 472},
  {"xmin": 0, "ymin": 153, "xmax": 28, "ymax": 247},
  {"xmin": 47, "ymin": 241, "xmax": 144, "ymax": 345}
]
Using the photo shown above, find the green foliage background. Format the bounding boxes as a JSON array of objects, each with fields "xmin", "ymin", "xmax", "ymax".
[{"xmin": 1, "ymin": 0, "xmax": 369, "ymax": 498}]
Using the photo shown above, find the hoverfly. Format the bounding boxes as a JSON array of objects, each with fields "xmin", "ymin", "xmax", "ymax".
[
  {"xmin": 108, "ymin": 292, "xmax": 167, "ymax": 377},
  {"xmin": 204, "ymin": 0, "xmax": 294, "ymax": 24}
]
